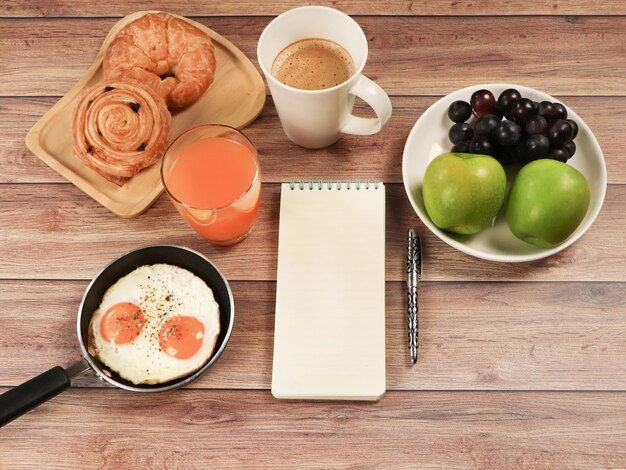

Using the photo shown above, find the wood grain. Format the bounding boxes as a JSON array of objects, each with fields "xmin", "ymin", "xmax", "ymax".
[
  {"xmin": 0, "ymin": 183, "xmax": 622, "ymax": 282},
  {"xmin": 3, "ymin": 0, "xmax": 626, "ymax": 17},
  {"xmin": 1, "ymin": 280, "xmax": 624, "ymax": 391},
  {"xmin": 0, "ymin": 389, "xmax": 624, "ymax": 469},
  {"xmin": 1, "ymin": 3, "xmax": 625, "ymax": 466},
  {"xmin": 2, "ymin": 17, "xmax": 626, "ymax": 97},
  {"xmin": 2, "ymin": 95, "xmax": 624, "ymax": 184}
]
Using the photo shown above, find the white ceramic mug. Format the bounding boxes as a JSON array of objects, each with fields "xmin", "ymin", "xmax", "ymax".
[{"xmin": 257, "ymin": 6, "xmax": 393, "ymax": 149}]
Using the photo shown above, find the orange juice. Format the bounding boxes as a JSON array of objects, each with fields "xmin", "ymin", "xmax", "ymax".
[{"xmin": 163, "ymin": 134, "xmax": 261, "ymax": 245}]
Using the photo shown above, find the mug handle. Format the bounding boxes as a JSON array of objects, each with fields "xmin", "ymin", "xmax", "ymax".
[{"xmin": 340, "ymin": 75, "xmax": 392, "ymax": 135}]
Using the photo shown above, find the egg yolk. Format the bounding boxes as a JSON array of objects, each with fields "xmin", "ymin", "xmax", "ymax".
[
  {"xmin": 100, "ymin": 302, "xmax": 145, "ymax": 344},
  {"xmin": 159, "ymin": 316, "xmax": 205, "ymax": 360}
]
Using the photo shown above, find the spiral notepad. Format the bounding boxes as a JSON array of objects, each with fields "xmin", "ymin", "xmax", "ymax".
[{"xmin": 272, "ymin": 180, "xmax": 386, "ymax": 400}]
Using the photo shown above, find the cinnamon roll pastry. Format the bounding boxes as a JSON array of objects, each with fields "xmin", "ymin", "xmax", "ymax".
[
  {"xmin": 72, "ymin": 80, "xmax": 171, "ymax": 186},
  {"xmin": 103, "ymin": 12, "xmax": 217, "ymax": 108}
]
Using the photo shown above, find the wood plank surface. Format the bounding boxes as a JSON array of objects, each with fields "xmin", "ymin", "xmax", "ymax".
[
  {"xmin": 2, "ymin": 17, "xmax": 626, "ymax": 97},
  {"xmin": 1, "ymin": 1, "xmax": 625, "ymax": 465},
  {"xmin": 1, "ymin": 280, "xmax": 624, "ymax": 391},
  {"xmin": 0, "ymin": 183, "xmax": 622, "ymax": 282},
  {"xmin": 1, "ymin": 95, "xmax": 623, "ymax": 184},
  {"xmin": 0, "ymin": 389, "xmax": 624, "ymax": 469},
  {"xmin": 4, "ymin": 1, "xmax": 626, "ymax": 17}
]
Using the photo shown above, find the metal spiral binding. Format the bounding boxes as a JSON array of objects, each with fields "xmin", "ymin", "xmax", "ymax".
[{"xmin": 289, "ymin": 180, "xmax": 381, "ymax": 190}]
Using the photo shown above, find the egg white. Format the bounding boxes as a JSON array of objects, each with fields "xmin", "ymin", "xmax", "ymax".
[{"xmin": 89, "ymin": 264, "xmax": 220, "ymax": 385}]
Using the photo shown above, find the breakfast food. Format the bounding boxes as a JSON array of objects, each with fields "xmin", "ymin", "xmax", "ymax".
[
  {"xmin": 506, "ymin": 159, "xmax": 590, "ymax": 247},
  {"xmin": 421, "ymin": 152, "xmax": 506, "ymax": 235},
  {"xmin": 446, "ymin": 88, "xmax": 579, "ymax": 165},
  {"xmin": 71, "ymin": 13, "xmax": 218, "ymax": 185},
  {"xmin": 72, "ymin": 79, "xmax": 171, "ymax": 185},
  {"xmin": 88, "ymin": 264, "xmax": 220, "ymax": 385},
  {"xmin": 103, "ymin": 12, "xmax": 217, "ymax": 108}
]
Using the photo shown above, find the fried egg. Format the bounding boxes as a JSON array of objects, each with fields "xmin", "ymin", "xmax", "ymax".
[{"xmin": 88, "ymin": 264, "xmax": 220, "ymax": 385}]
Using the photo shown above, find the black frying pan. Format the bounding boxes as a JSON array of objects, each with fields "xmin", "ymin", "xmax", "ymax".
[{"xmin": 0, "ymin": 245, "xmax": 234, "ymax": 427}]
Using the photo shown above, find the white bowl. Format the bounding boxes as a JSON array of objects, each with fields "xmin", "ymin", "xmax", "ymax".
[{"xmin": 402, "ymin": 83, "xmax": 607, "ymax": 262}]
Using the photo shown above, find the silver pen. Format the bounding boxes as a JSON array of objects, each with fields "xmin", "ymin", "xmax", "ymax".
[{"xmin": 407, "ymin": 228, "xmax": 422, "ymax": 364}]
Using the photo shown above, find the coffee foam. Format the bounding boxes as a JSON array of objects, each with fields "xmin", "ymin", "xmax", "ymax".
[{"xmin": 271, "ymin": 38, "xmax": 355, "ymax": 90}]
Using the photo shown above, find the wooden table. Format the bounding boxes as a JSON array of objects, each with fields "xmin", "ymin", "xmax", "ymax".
[{"xmin": 1, "ymin": 1, "xmax": 625, "ymax": 468}]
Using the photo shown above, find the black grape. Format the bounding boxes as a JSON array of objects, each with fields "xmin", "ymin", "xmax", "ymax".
[
  {"xmin": 564, "ymin": 140, "xmax": 576, "ymax": 158},
  {"xmin": 547, "ymin": 119, "xmax": 574, "ymax": 148},
  {"xmin": 553, "ymin": 102, "xmax": 568, "ymax": 120},
  {"xmin": 525, "ymin": 115, "xmax": 548, "ymax": 136},
  {"xmin": 469, "ymin": 135, "xmax": 496, "ymax": 156},
  {"xmin": 496, "ymin": 88, "xmax": 522, "ymax": 115},
  {"xmin": 509, "ymin": 98, "xmax": 536, "ymax": 124},
  {"xmin": 444, "ymin": 89, "xmax": 580, "ymax": 167},
  {"xmin": 537, "ymin": 101, "xmax": 559, "ymax": 122},
  {"xmin": 451, "ymin": 141, "xmax": 471, "ymax": 153},
  {"xmin": 547, "ymin": 148, "xmax": 569, "ymax": 163},
  {"xmin": 448, "ymin": 100, "xmax": 472, "ymax": 123},
  {"xmin": 493, "ymin": 120, "xmax": 522, "ymax": 147},
  {"xmin": 525, "ymin": 135, "xmax": 551, "ymax": 161},
  {"xmin": 567, "ymin": 119, "xmax": 579, "ymax": 139},
  {"xmin": 474, "ymin": 114, "xmax": 500, "ymax": 136},
  {"xmin": 449, "ymin": 122, "xmax": 473, "ymax": 144}
]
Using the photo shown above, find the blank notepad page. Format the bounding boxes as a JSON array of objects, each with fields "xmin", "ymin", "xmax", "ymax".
[{"xmin": 272, "ymin": 181, "xmax": 386, "ymax": 400}]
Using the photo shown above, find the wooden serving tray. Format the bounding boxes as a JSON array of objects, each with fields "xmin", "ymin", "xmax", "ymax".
[{"xmin": 26, "ymin": 11, "xmax": 266, "ymax": 217}]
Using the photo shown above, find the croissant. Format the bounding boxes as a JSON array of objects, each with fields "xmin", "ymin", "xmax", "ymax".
[
  {"xmin": 72, "ymin": 80, "xmax": 171, "ymax": 186},
  {"xmin": 103, "ymin": 13, "xmax": 217, "ymax": 108}
]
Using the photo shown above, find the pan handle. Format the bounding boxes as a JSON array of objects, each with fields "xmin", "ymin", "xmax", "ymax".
[{"xmin": 0, "ymin": 360, "xmax": 89, "ymax": 427}]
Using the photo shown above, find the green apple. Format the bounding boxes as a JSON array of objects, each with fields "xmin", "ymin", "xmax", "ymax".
[
  {"xmin": 422, "ymin": 152, "xmax": 507, "ymax": 235},
  {"xmin": 506, "ymin": 159, "xmax": 590, "ymax": 248}
]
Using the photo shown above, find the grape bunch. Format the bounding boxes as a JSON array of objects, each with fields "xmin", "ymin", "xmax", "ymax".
[{"xmin": 447, "ymin": 88, "xmax": 579, "ymax": 165}]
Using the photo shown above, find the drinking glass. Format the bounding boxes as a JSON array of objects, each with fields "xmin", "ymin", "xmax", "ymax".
[{"xmin": 161, "ymin": 124, "xmax": 261, "ymax": 246}]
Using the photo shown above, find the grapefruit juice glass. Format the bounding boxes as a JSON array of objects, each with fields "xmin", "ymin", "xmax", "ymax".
[{"xmin": 161, "ymin": 124, "xmax": 261, "ymax": 246}]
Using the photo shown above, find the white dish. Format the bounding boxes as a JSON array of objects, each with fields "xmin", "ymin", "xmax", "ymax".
[{"xmin": 402, "ymin": 83, "xmax": 607, "ymax": 262}]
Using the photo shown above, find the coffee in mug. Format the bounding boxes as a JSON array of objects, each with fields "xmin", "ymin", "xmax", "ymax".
[
  {"xmin": 271, "ymin": 38, "xmax": 355, "ymax": 90},
  {"xmin": 257, "ymin": 6, "xmax": 392, "ymax": 148}
]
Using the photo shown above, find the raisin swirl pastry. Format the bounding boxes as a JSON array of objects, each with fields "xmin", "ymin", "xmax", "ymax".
[
  {"xmin": 72, "ymin": 80, "xmax": 171, "ymax": 186},
  {"xmin": 103, "ymin": 12, "xmax": 217, "ymax": 108}
]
